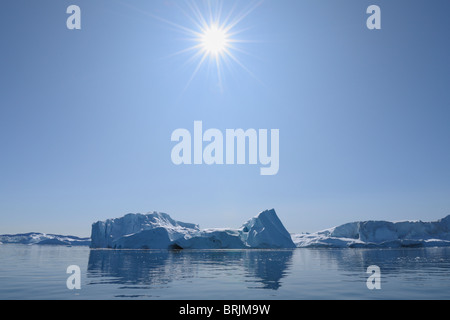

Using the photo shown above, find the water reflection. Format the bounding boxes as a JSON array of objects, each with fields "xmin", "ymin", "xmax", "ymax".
[
  {"xmin": 87, "ymin": 249, "xmax": 294, "ymax": 291},
  {"xmin": 303, "ymin": 247, "xmax": 450, "ymax": 275}
]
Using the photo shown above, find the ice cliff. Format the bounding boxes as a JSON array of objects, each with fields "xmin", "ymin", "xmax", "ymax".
[
  {"xmin": 292, "ymin": 215, "xmax": 450, "ymax": 248},
  {"xmin": 90, "ymin": 209, "xmax": 296, "ymax": 249}
]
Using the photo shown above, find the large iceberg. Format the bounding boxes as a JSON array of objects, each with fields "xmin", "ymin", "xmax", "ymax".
[
  {"xmin": 90, "ymin": 209, "xmax": 296, "ymax": 249},
  {"xmin": 292, "ymin": 215, "xmax": 450, "ymax": 248}
]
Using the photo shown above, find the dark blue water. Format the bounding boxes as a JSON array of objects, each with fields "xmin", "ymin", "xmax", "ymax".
[{"xmin": 0, "ymin": 245, "xmax": 449, "ymax": 300}]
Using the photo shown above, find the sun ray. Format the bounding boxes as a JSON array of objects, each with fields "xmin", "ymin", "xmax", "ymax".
[
  {"xmin": 186, "ymin": 0, "xmax": 210, "ymax": 31},
  {"xmin": 222, "ymin": 0, "xmax": 263, "ymax": 33},
  {"xmin": 226, "ymin": 44, "xmax": 260, "ymax": 60},
  {"xmin": 183, "ymin": 51, "xmax": 210, "ymax": 92},
  {"xmin": 166, "ymin": 44, "xmax": 204, "ymax": 60},
  {"xmin": 223, "ymin": 47, "xmax": 265, "ymax": 86}
]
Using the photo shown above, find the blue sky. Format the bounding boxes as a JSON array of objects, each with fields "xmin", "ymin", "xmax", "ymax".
[{"xmin": 1, "ymin": 0, "xmax": 449, "ymax": 237}]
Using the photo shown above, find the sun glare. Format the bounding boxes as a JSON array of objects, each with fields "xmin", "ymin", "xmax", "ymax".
[
  {"xmin": 164, "ymin": 0, "xmax": 262, "ymax": 89},
  {"xmin": 201, "ymin": 25, "xmax": 229, "ymax": 55}
]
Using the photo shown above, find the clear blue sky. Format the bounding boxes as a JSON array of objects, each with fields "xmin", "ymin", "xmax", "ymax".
[{"xmin": 1, "ymin": 0, "xmax": 449, "ymax": 237}]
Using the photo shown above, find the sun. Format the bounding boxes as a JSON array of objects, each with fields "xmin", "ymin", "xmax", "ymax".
[
  {"xmin": 166, "ymin": 0, "xmax": 262, "ymax": 90},
  {"xmin": 200, "ymin": 25, "xmax": 229, "ymax": 55}
]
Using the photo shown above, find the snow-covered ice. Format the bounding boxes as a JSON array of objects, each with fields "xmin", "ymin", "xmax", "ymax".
[
  {"xmin": 241, "ymin": 209, "xmax": 296, "ymax": 249},
  {"xmin": 0, "ymin": 233, "xmax": 90, "ymax": 246},
  {"xmin": 90, "ymin": 209, "xmax": 296, "ymax": 249},
  {"xmin": 90, "ymin": 212, "xmax": 200, "ymax": 249},
  {"xmin": 292, "ymin": 215, "xmax": 450, "ymax": 248}
]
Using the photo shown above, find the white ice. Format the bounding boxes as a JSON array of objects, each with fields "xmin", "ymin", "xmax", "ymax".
[{"xmin": 90, "ymin": 209, "xmax": 296, "ymax": 249}]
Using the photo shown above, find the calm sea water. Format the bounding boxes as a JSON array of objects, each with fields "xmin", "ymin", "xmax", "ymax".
[{"xmin": 0, "ymin": 244, "xmax": 449, "ymax": 300}]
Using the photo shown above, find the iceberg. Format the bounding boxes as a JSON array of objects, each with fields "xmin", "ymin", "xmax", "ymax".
[
  {"xmin": 90, "ymin": 212, "xmax": 200, "ymax": 249},
  {"xmin": 292, "ymin": 215, "xmax": 450, "ymax": 248},
  {"xmin": 90, "ymin": 209, "xmax": 296, "ymax": 249},
  {"xmin": 241, "ymin": 209, "xmax": 296, "ymax": 249},
  {"xmin": 0, "ymin": 232, "xmax": 91, "ymax": 246}
]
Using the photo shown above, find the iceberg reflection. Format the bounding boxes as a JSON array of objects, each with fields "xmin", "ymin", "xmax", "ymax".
[{"xmin": 87, "ymin": 249, "xmax": 294, "ymax": 291}]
